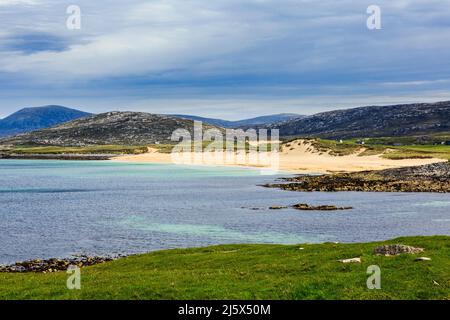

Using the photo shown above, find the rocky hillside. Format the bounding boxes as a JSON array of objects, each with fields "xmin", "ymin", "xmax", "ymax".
[
  {"xmin": 272, "ymin": 101, "xmax": 450, "ymax": 139},
  {"xmin": 173, "ymin": 113, "xmax": 304, "ymax": 128},
  {"xmin": 0, "ymin": 106, "xmax": 91, "ymax": 137},
  {"xmin": 0, "ymin": 112, "xmax": 218, "ymax": 146}
]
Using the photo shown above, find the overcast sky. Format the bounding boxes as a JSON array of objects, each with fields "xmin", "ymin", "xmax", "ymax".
[{"xmin": 1, "ymin": 0, "xmax": 450, "ymax": 119}]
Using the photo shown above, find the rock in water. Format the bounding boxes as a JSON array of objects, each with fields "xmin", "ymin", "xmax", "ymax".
[
  {"xmin": 292, "ymin": 203, "xmax": 353, "ymax": 211},
  {"xmin": 374, "ymin": 244, "xmax": 424, "ymax": 256}
]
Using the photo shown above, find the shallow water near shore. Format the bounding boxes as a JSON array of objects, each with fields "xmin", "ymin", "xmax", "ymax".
[{"xmin": 0, "ymin": 159, "xmax": 449, "ymax": 264}]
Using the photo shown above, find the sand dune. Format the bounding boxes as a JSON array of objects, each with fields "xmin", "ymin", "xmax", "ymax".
[{"xmin": 112, "ymin": 140, "xmax": 445, "ymax": 174}]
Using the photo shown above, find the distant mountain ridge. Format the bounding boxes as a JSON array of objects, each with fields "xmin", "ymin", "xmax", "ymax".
[
  {"xmin": 172, "ymin": 113, "xmax": 304, "ymax": 128},
  {"xmin": 0, "ymin": 105, "xmax": 91, "ymax": 137},
  {"xmin": 1, "ymin": 101, "xmax": 450, "ymax": 146},
  {"xmin": 271, "ymin": 101, "xmax": 450, "ymax": 139},
  {"xmin": 0, "ymin": 111, "xmax": 219, "ymax": 146}
]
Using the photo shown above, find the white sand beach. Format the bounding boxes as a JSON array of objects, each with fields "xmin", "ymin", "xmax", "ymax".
[{"xmin": 112, "ymin": 140, "xmax": 446, "ymax": 174}]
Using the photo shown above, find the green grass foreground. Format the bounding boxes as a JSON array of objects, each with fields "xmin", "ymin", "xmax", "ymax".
[{"xmin": 0, "ymin": 236, "xmax": 449, "ymax": 300}]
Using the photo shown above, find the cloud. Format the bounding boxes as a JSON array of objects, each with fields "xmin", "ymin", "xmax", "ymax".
[
  {"xmin": 0, "ymin": 32, "xmax": 71, "ymax": 54},
  {"xmin": 382, "ymin": 79, "xmax": 450, "ymax": 86},
  {"xmin": 0, "ymin": 0, "xmax": 37, "ymax": 6},
  {"xmin": 0, "ymin": 0, "xmax": 450, "ymax": 116}
]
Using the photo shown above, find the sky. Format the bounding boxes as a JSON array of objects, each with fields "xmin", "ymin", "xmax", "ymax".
[{"xmin": 1, "ymin": 0, "xmax": 450, "ymax": 119}]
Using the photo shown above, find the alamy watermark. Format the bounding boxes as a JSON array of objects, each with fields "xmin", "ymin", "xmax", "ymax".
[
  {"xmin": 66, "ymin": 5, "xmax": 81, "ymax": 30},
  {"xmin": 367, "ymin": 265, "xmax": 381, "ymax": 289},
  {"xmin": 367, "ymin": 5, "xmax": 382, "ymax": 30},
  {"xmin": 64, "ymin": 5, "xmax": 380, "ymax": 31},
  {"xmin": 66, "ymin": 265, "xmax": 81, "ymax": 290},
  {"xmin": 170, "ymin": 121, "xmax": 280, "ymax": 175}
]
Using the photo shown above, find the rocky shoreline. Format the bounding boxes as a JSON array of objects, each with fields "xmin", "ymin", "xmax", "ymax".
[
  {"xmin": 0, "ymin": 255, "xmax": 119, "ymax": 273},
  {"xmin": 265, "ymin": 162, "xmax": 450, "ymax": 193}
]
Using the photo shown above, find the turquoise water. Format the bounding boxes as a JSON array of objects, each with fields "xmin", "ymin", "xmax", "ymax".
[{"xmin": 0, "ymin": 160, "xmax": 449, "ymax": 264}]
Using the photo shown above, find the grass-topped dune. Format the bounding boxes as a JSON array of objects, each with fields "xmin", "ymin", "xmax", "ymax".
[
  {"xmin": 295, "ymin": 138, "xmax": 450, "ymax": 161},
  {"xmin": 1, "ymin": 236, "xmax": 448, "ymax": 300}
]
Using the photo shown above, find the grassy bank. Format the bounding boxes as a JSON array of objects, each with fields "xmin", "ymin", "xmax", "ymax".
[
  {"xmin": 1, "ymin": 142, "xmax": 276, "ymax": 156},
  {"xmin": 3, "ymin": 137, "xmax": 450, "ymax": 160},
  {"xmin": 382, "ymin": 145, "xmax": 450, "ymax": 160},
  {"xmin": 5, "ymin": 145, "xmax": 149, "ymax": 155},
  {"xmin": 0, "ymin": 236, "xmax": 448, "ymax": 300},
  {"xmin": 301, "ymin": 138, "xmax": 450, "ymax": 160}
]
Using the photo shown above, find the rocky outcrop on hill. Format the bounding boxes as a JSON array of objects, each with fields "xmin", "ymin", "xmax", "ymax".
[
  {"xmin": 173, "ymin": 113, "xmax": 304, "ymax": 128},
  {"xmin": 0, "ymin": 112, "xmax": 218, "ymax": 147},
  {"xmin": 271, "ymin": 101, "xmax": 450, "ymax": 139}
]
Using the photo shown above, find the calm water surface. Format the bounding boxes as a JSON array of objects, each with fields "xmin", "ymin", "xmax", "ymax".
[{"xmin": 0, "ymin": 160, "xmax": 449, "ymax": 264}]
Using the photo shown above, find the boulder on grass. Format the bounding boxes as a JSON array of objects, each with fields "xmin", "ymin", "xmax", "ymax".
[
  {"xmin": 415, "ymin": 257, "xmax": 431, "ymax": 262},
  {"xmin": 374, "ymin": 244, "xmax": 424, "ymax": 256},
  {"xmin": 338, "ymin": 257, "xmax": 361, "ymax": 263}
]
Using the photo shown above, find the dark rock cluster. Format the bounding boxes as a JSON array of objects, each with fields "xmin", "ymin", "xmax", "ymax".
[
  {"xmin": 374, "ymin": 245, "xmax": 424, "ymax": 256},
  {"xmin": 292, "ymin": 203, "xmax": 353, "ymax": 211},
  {"xmin": 265, "ymin": 162, "xmax": 450, "ymax": 193},
  {"xmin": 0, "ymin": 255, "xmax": 116, "ymax": 273},
  {"xmin": 268, "ymin": 204, "xmax": 352, "ymax": 211}
]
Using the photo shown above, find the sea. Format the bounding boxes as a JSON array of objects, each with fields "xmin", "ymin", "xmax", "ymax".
[{"xmin": 0, "ymin": 160, "xmax": 449, "ymax": 264}]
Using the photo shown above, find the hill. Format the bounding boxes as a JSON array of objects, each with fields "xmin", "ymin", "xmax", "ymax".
[
  {"xmin": 0, "ymin": 105, "xmax": 91, "ymax": 137},
  {"xmin": 0, "ymin": 112, "xmax": 218, "ymax": 146},
  {"xmin": 3, "ymin": 102, "xmax": 450, "ymax": 146},
  {"xmin": 172, "ymin": 113, "xmax": 303, "ymax": 128},
  {"xmin": 272, "ymin": 101, "xmax": 450, "ymax": 139}
]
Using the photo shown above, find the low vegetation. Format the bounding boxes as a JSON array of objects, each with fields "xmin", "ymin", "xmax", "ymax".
[
  {"xmin": 5, "ymin": 145, "xmax": 149, "ymax": 155},
  {"xmin": 2, "ymin": 135, "xmax": 450, "ymax": 160},
  {"xmin": 361, "ymin": 134, "xmax": 450, "ymax": 146},
  {"xmin": 285, "ymin": 137, "xmax": 450, "ymax": 160},
  {"xmin": 150, "ymin": 141, "xmax": 277, "ymax": 154},
  {"xmin": 0, "ymin": 236, "xmax": 448, "ymax": 300},
  {"xmin": 382, "ymin": 145, "xmax": 450, "ymax": 161}
]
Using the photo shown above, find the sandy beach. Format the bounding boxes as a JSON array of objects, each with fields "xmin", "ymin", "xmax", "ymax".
[{"xmin": 112, "ymin": 139, "xmax": 445, "ymax": 174}]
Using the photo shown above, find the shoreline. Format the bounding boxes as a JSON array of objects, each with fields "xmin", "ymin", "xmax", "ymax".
[
  {"xmin": 0, "ymin": 153, "xmax": 115, "ymax": 161},
  {"xmin": 111, "ymin": 143, "xmax": 446, "ymax": 174},
  {"xmin": 1, "ymin": 150, "xmax": 444, "ymax": 174},
  {"xmin": 1, "ymin": 139, "xmax": 446, "ymax": 173}
]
